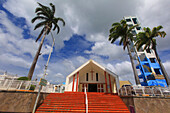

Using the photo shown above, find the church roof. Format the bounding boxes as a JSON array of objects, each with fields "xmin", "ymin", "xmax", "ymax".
[{"xmin": 67, "ymin": 59, "xmax": 119, "ymax": 78}]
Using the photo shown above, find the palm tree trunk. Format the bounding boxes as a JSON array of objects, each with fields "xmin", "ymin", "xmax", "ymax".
[
  {"xmin": 153, "ymin": 48, "xmax": 170, "ymax": 86},
  {"xmin": 127, "ymin": 44, "xmax": 140, "ymax": 85},
  {"xmin": 27, "ymin": 29, "xmax": 48, "ymax": 80}
]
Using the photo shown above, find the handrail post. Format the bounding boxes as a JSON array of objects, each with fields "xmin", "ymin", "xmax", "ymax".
[
  {"xmin": 18, "ymin": 81, "xmax": 23, "ymax": 90},
  {"xmin": 159, "ymin": 87, "xmax": 163, "ymax": 96},
  {"xmin": 84, "ymin": 86, "xmax": 88, "ymax": 113},
  {"xmin": 142, "ymin": 87, "xmax": 145, "ymax": 95},
  {"xmin": 7, "ymin": 79, "xmax": 13, "ymax": 90}
]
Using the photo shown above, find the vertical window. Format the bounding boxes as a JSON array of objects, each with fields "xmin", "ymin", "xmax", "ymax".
[
  {"xmin": 97, "ymin": 84, "xmax": 104, "ymax": 92},
  {"xmin": 131, "ymin": 30, "xmax": 136, "ymax": 35},
  {"xmin": 150, "ymin": 58, "xmax": 156, "ymax": 63},
  {"xmin": 97, "ymin": 84, "xmax": 100, "ymax": 92},
  {"xmin": 132, "ymin": 18, "xmax": 137, "ymax": 24},
  {"xmin": 154, "ymin": 69, "xmax": 161, "ymax": 75},
  {"xmin": 146, "ymin": 48, "xmax": 151, "ymax": 53},
  {"xmin": 126, "ymin": 18, "xmax": 131, "ymax": 22},
  {"xmin": 82, "ymin": 84, "xmax": 84, "ymax": 92},
  {"xmin": 136, "ymin": 27, "xmax": 141, "ymax": 30},
  {"xmin": 96, "ymin": 73, "xmax": 98, "ymax": 81},
  {"xmin": 86, "ymin": 73, "xmax": 88, "ymax": 81}
]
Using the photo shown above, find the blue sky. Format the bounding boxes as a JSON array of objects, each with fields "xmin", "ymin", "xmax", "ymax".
[{"xmin": 0, "ymin": 0, "xmax": 170, "ymax": 84}]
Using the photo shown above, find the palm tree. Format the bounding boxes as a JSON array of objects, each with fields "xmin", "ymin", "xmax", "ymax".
[
  {"xmin": 109, "ymin": 20, "xmax": 140, "ymax": 85},
  {"xmin": 27, "ymin": 2, "xmax": 65, "ymax": 80},
  {"xmin": 135, "ymin": 26, "xmax": 170, "ymax": 86}
]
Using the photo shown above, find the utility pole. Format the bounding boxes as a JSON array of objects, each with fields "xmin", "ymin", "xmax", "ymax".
[{"xmin": 32, "ymin": 32, "xmax": 55, "ymax": 113}]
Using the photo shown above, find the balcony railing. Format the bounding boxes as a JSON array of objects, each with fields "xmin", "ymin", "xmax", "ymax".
[
  {"xmin": 119, "ymin": 86, "xmax": 170, "ymax": 97},
  {"xmin": 0, "ymin": 79, "xmax": 54, "ymax": 93}
]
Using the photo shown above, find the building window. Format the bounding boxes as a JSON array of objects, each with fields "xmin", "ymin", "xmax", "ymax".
[
  {"xmin": 143, "ymin": 65, "xmax": 151, "ymax": 73},
  {"xmin": 136, "ymin": 27, "xmax": 141, "ymax": 30},
  {"xmin": 128, "ymin": 24, "xmax": 133, "ymax": 28},
  {"xmin": 147, "ymin": 75, "xmax": 156, "ymax": 80},
  {"xmin": 126, "ymin": 19, "xmax": 131, "ymax": 22},
  {"xmin": 86, "ymin": 73, "xmax": 88, "ymax": 81},
  {"xmin": 96, "ymin": 73, "xmax": 98, "ymax": 81},
  {"xmin": 154, "ymin": 69, "xmax": 161, "ymax": 75},
  {"xmin": 97, "ymin": 84, "xmax": 104, "ymax": 92},
  {"xmin": 131, "ymin": 30, "xmax": 136, "ymax": 35},
  {"xmin": 150, "ymin": 58, "xmax": 156, "ymax": 63},
  {"xmin": 146, "ymin": 48, "xmax": 151, "ymax": 53},
  {"xmin": 132, "ymin": 18, "xmax": 137, "ymax": 24}
]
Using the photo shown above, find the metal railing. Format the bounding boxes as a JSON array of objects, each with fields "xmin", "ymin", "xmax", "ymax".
[
  {"xmin": 119, "ymin": 86, "xmax": 170, "ymax": 97},
  {"xmin": 0, "ymin": 79, "xmax": 54, "ymax": 93},
  {"xmin": 84, "ymin": 86, "xmax": 88, "ymax": 113}
]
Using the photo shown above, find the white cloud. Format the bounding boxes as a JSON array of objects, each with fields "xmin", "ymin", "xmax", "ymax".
[
  {"xmin": 163, "ymin": 61, "xmax": 170, "ymax": 78},
  {"xmin": 137, "ymin": 0, "xmax": 170, "ymax": 51},
  {"xmin": 55, "ymin": 73, "xmax": 64, "ymax": 78},
  {"xmin": 0, "ymin": 10, "xmax": 23, "ymax": 38},
  {"xmin": 85, "ymin": 41, "xmax": 126, "ymax": 60},
  {"xmin": 0, "ymin": 53, "xmax": 31, "ymax": 68},
  {"xmin": 105, "ymin": 61, "xmax": 135, "ymax": 84}
]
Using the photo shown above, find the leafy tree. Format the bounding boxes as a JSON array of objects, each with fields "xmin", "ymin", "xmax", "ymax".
[
  {"xmin": 109, "ymin": 20, "xmax": 140, "ymax": 85},
  {"xmin": 17, "ymin": 76, "xmax": 30, "ymax": 81},
  {"xmin": 27, "ymin": 2, "xmax": 65, "ymax": 79},
  {"xmin": 135, "ymin": 26, "xmax": 170, "ymax": 86}
]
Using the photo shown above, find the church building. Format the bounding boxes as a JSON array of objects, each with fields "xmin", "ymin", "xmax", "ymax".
[{"xmin": 65, "ymin": 60, "xmax": 120, "ymax": 93}]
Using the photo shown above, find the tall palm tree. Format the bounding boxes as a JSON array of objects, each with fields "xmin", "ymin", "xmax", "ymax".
[
  {"xmin": 27, "ymin": 2, "xmax": 65, "ymax": 79},
  {"xmin": 135, "ymin": 26, "xmax": 170, "ymax": 86},
  {"xmin": 109, "ymin": 20, "xmax": 140, "ymax": 85}
]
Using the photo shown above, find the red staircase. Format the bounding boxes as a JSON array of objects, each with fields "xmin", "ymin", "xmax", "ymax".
[
  {"xmin": 36, "ymin": 92, "xmax": 86, "ymax": 113},
  {"xmin": 36, "ymin": 92, "xmax": 130, "ymax": 113},
  {"xmin": 87, "ymin": 92, "xmax": 130, "ymax": 113}
]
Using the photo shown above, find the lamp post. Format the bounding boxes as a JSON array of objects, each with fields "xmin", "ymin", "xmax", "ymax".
[{"xmin": 32, "ymin": 32, "xmax": 55, "ymax": 113}]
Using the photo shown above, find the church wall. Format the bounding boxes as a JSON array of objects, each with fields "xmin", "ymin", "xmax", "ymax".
[
  {"xmin": 78, "ymin": 71, "xmax": 117, "ymax": 93},
  {"xmin": 79, "ymin": 71, "xmax": 105, "ymax": 84},
  {"xmin": 66, "ymin": 76, "xmax": 73, "ymax": 91}
]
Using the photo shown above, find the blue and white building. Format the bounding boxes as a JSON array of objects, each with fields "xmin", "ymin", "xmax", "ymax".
[{"xmin": 124, "ymin": 16, "xmax": 167, "ymax": 87}]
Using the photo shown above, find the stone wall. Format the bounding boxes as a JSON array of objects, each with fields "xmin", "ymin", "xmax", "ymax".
[
  {"xmin": 121, "ymin": 96, "xmax": 170, "ymax": 113},
  {"xmin": 0, "ymin": 91, "xmax": 49, "ymax": 113}
]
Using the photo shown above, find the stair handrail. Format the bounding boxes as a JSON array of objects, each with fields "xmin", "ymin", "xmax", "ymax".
[{"xmin": 84, "ymin": 86, "xmax": 88, "ymax": 113}]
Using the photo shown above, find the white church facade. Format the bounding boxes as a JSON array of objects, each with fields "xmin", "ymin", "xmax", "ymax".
[{"xmin": 65, "ymin": 60, "xmax": 120, "ymax": 93}]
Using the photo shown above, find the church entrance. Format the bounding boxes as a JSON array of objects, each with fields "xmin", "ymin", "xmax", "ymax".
[{"xmin": 88, "ymin": 84, "xmax": 97, "ymax": 92}]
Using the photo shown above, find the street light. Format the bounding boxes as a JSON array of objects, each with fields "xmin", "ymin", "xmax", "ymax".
[{"xmin": 32, "ymin": 32, "xmax": 55, "ymax": 113}]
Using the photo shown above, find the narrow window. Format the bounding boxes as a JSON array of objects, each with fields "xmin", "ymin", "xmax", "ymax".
[
  {"xmin": 86, "ymin": 73, "xmax": 88, "ymax": 81},
  {"xmin": 154, "ymin": 69, "xmax": 161, "ymax": 75},
  {"xmin": 132, "ymin": 18, "xmax": 137, "ymax": 24},
  {"xmin": 146, "ymin": 49, "xmax": 151, "ymax": 53},
  {"xmin": 150, "ymin": 58, "xmax": 156, "ymax": 63},
  {"xmin": 126, "ymin": 19, "xmax": 131, "ymax": 22},
  {"xmin": 96, "ymin": 73, "xmax": 98, "ymax": 81},
  {"xmin": 136, "ymin": 27, "xmax": 141, "ymax": 30},
  {"xmin": 131, "ymin": 30, "xmax": 136, "ymax": 35}
]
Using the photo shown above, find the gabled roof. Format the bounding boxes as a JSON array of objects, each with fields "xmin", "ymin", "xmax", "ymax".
[{"xmin": 67, "ymin": 59, "xmax": 119, "ymax": 78}]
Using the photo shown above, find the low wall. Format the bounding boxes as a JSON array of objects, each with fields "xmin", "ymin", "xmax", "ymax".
[
  {"xmin": 0, "ymin": 91, "xmax": 49, "ymax": 113},
  {"xmin": 121, "ymin": 96, "xmax": 170, "ymax": 113}
]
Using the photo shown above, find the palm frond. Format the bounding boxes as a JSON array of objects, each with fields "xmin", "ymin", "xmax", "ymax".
[
  {"xmin": 50, "ymin": 3, "xmax": 55, "ymax": 14},
  {"xmin": 53, "ymin": 17, "xmax": 65, "ymax": 26},
  {"xmin": 52, "ymin": 23, "xmax": 60, "ymax": 34},
  {"xmin": 34, "ymin": 21, "xmax": 47, "ymax": 30},
  {"xmin": 112, "ymin": 22, "xmax": 120, "ymax": 26},
  {"xmin": 31, "ymin": 16, "xmax": 47, "ymax": 23}
]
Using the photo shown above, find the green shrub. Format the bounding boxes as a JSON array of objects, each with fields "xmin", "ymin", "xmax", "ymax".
[
  {"xmin": 29, "ymin": 85, "xmax": 36, "ymax": 90},
  {"xmin": 17, "ymin": 77, "xmax": 30, "ymax": 81}
]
